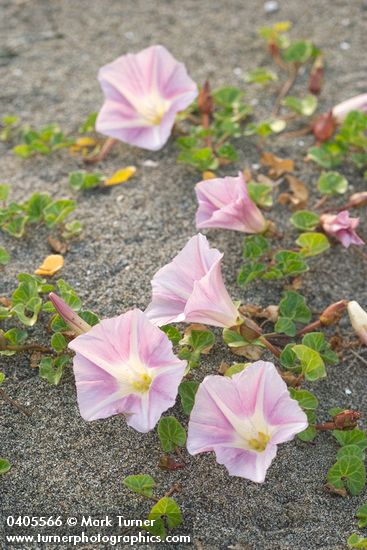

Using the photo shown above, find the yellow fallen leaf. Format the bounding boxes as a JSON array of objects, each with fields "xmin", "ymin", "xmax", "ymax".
[
  {"xmin": 202, "ymin": 171, "xmax": 216, "ymax": 180},
  {"xmin": 75, "ymin": 137, "xmax": 97, "ymax": 147},
  {"xmin": 273, "ymin": 21, "xmax": 292, "ymax": 33},
  {"xmin": 35, "ymin": 254, "xmax": 64, "ymax": 276},
  {"xmin": 105, "ymin": 166, "xmax": 136, "ymax": 186}
]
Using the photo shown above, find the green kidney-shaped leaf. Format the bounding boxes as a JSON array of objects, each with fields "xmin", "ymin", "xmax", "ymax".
[
  {"xmin": 179, "ymin": 381, "xmax": 199, "ymax": 415},
  {"xmin": 283, "ymin": 40, "xmax": 313, "ymax": 63},
  {"xmin": 224, "ymin": 363, "xmax": 248, "ymax": 377},
  {"xmin": 317, "ymin": 171, "xmax": 348, "ymax": 195},
  {"xmin": 39, "ymin": 355, "xmax": 70, "ymax": 385},
  {"xmin": 356, "ymin": 503, "xmax": 367, "ymax": 529},
  {"xmin": 275, "ymin": 317, "xmax": 296, "ymax": 336},
  {"xmin": 290, "ymin": 210, "xmax": 320, "ymax": 231},
  {"xmin": 278, "ymin": 291, "xmax": 311, "ymax": 324},
  {"xmin": 0, "ymin": 247, "xmax": 10, "ymax": 265},
  {"xmin": 327, "ymin": 456, "xmax": 366, "ymax": 496},
  {"xmin": 283, "ymin": 95, "xmax": 317, "ymax": 116},
  {"xmin": 296, "ymin": 232, "xmax": 330, "ymax": 257},
  {"xmin": 289, "ymin": 388, "xmax": 318, "ymax": 410},
  {"xmin": 148, "ymin": 497, "xmax": 182, "ymax": 530},
  {"xmin": 161, "ymin": 325, "xmax": 182, "ymax": 346},
  {"xmin": 51, "ymin": 333, "xmax": 67, "ymax": 353},
  {"xmin": 248, "ymin": 182, "xmax": 273, "ymax": 208},
  {"xmin": 292, "ymin": 344, "xmax": 326, "ymax": 381},
  {"xmin": 237, "ymin": 262, "xmax": 266, "ymax": 285},
  {"xmin": 242, "ymin": 235, "xmax": 270, "ymax": 260},
  {"xmin": 187, "ymin": 330, "xmax": 215, "ymax": 353},
  {"xmin": 333, "ymin": 429, "xmax": 367, "ymax": 450},
  {"xmin": 158, "ymin": 416, "xmax": 186, "ymax": 452},
  {"xmin": 0, "ymin": 458, "xmax": 11, "ymax": 475},
  {"xmin": 123, "ymin": 474, "xmax": 155, "ymax": 497},
  {"xmin": 348, "ymin": 533, "xmax": 367, "ymax": 549},
  {"xmin": 337, "ymin": 445, "xmax": 365, "ymax": 462}
]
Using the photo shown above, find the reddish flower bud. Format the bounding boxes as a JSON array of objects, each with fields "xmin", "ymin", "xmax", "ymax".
[
  {"xmin": 319, "ymin": 300, "xmax": 348, "ymax": 326},
  {"xmin": 197, "ymin": 80, "xmax": 213, "ymax": 116},
  {"xmin": 311, "ymin": 111, "xmax": 336, "ymax": 143},
  {"xmin": 49, "ymin": 292, "xmax": 91, "ymax": 335},
  {"xmin": 347, "ymin": 192, "xmax": 367, "ymax": 209},
  {"xmin": 268, "ymin": 42, "xmax": 280, "ymax": 58},
  {"xmin": 308, "ymin": 56, "xmax": 324, "ymax": 95},
  {"xmin": 333, "ymin": 410, "xmax": 361, "ymax": 430}
]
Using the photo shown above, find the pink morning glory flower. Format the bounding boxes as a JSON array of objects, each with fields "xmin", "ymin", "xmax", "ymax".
[
  {"xmin": 68, "ymin": 309, "xmax": 186, "ymax": 433},
  {"xmin": 145, "ymin": 234, "xmax": 241, "ymax": 328},
  {"xmin": 332, "ymin": 93, "xmax": 367, "ymax": 123},
  {"xmin": 187, "ymin": 361, "xmax": 308, "ymax": 483},
  {"xmin": 96, "ymin": 45, "xmax": 198, "ymax": 151},
  {"xmin": 320, "ymin": 210, "xmax": 364, "ymax": 248},
  {"xmin": 195, "ymin": 172, "xmax": 267, "ymax": 233}
]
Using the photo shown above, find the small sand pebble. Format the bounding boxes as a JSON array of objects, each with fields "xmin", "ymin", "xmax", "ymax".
[
  {"xmin": 142, "ymin": 159, "xmax": 159, "ymax": 168},
  {"xmin": 264, "ymin": 1, "xmax": 279, "ymax": 13}
]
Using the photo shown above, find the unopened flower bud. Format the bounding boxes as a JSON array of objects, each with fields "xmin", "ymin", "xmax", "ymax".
[
  {"xmin": 311, "ymin": 111, "xmax": 336, "ymax": 142},
  {"xmin": 333, "ymin": 410, "xmax": 361, "ymax": 430},
  {"xmin": 239, "ymin": 318, "xmax": 263, "ymax": 342},
  {"xmin": 347, "ymin": 192, "xmax": 367, "ymax": 209},
  {"xmin": 308, "ymin": 56, "xmax": 324, "ymax": 95},
  {"xmin": 319, "ymin": 300, "xmax": 347, "ymax": 326},
  {"xmin": 347, "ymin": 301, "xmax": 367, "ymax": 346},
  {"xmin": 197, "ymin": 80, "xmax": 213, "ymax": 116},
  {"xmin": 49, "ymin": 292, "xmax": 91, "ymax": 335}
]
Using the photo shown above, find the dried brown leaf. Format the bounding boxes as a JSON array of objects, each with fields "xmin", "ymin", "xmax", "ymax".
[
  {"xmin": 260, "ymin": 151, "xmax": 294, "ymax": 178},
  {"xmin": 218, "ymin": 361, "xmax": 230, "ymax": 375},
  {"xmin": 231, "ymin": 345, "xmax": 264, "ymax": 360},
  {"xmin": 48, "ymin": 236, "xmax": 69, "ymax": 255}
]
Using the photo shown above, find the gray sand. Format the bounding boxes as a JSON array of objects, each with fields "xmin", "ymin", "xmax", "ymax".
[{"xmin": 1, "ymin": 1, "xmax": 367, "ymax": 548}]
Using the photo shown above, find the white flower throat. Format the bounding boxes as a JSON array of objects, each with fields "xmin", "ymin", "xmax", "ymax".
[{"xmin": 137, "ymin": 94, "xmax": 170, "ymax": 126}]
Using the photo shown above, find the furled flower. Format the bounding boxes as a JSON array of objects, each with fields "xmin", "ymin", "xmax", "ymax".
[
  {"xmin": 195, "ymin": 172, "xmax": 267, "ymax": 233},
  {"xmin": 49, "ymin": 292, "xmax": 91, "ymax": 335},
  {"xmin": 145, "ymin": 234, "xmax": 241, "ymax": 328},
  {"xmin": 320, "ymin": 210, "xmax": 364, "ymax": 248},
  {"xmin": 187, "ymin": 361, "xmax": 307, "ymax": 483},
  {"xmin": 347, "ymin": 301, "xmax": 367, "ymax": 346},
  {"xmin": 332, "ymin": 93, "xmax": 367, "ymax": 124},
  {"xmin": 96, "ymin": 45, "xmax": 198, "ymax": 151},
  {"xmin": 68, "ymin": 309, "xmax": 186, "ymax": 432}
]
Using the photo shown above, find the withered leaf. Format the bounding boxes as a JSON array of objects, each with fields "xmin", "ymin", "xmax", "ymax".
[
  {"xmin": 218, "ymin": 361, "xmax": 230, "ymax": 375},
  {"xmin": 279, "ymin": 174, "xmax": 309, "ymax": 210},
  {"xmin": 261, "ymin": 151, "xmax": 294, "ymax": 178},
  {"xmin": 324, "ymin": 483, "xmax": 347, "ymax": 497},
  {"xmin": 35, "ymin": 254, "xmax": 64, "ymax": 277},
  {"xmin": 239, "ymin": 304, "xmax": 279, "ymax": 323},
  {"xmin": 30, "ymin": 352, "xmax": 44, "ymax": 369},
  {"xmin": 231, "ymin": 344, "xmax": 264, "ymax": 360},
  {"xmin": 104, "ymin": 166, "xmax": 136, "ymax": 186},
  {"xmin": 159, "ymin": 455, "xmax": 185, "ymax": 471},
  {"xmin": 0, "ymin": 296, "xmax": 11, "ymax": 307},
  {"xmin": 48, "ymin": 235, "xmax": 69, "ymax": 255}
]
